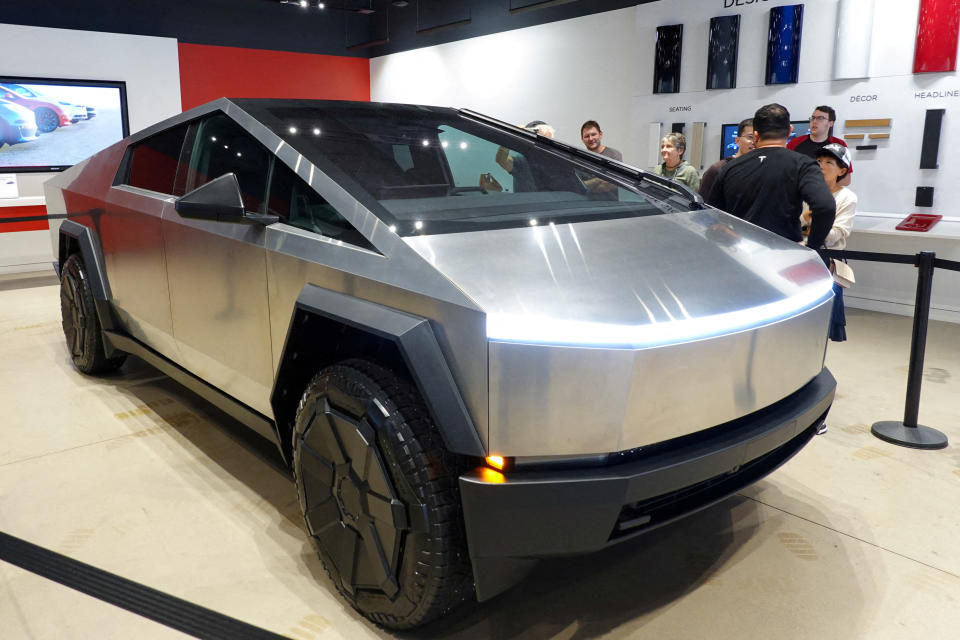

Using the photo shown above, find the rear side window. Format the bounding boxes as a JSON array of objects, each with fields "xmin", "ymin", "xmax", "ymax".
[
  {"xmin": 121, "ymin": 123, "xmax": 189, "ymax": 195},
  {"xmin": 266, "ymin": 161, "xmax": 376, "ymax": 252},
  {"xmin": 183, "ymin": 113, "xmax": 271, "ymax": 214}
]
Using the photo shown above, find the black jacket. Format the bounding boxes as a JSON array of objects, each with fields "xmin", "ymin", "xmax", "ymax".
[{"xmin": 706, "ymin": 146, "xmax": 836, "ymax": 250}]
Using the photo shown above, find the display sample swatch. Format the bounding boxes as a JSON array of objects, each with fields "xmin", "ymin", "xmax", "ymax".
[
  {"xmin": 919, "ymin": 108, "xmax": 945, "ymax": 169},
  {"xmin": 653, "ymin": 24, "xmax": 683, "ymax": 94},
  {"xmin": 765, "ymin": 4, "xmax": 804, "ymax": 85},
  {"xmin": 707, "ymin": 15, "xmax": 740, "ymax": 89},
  {"xmin": 913, "ymin": 0, "xmax": 960, "ymax": 73},
  {"xmin": 834, "ymin": 0, "xmax": 874, "ymax": 79}
]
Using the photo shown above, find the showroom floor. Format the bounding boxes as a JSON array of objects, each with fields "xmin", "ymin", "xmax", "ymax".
[{"xmin": 2, "ymin": 271, "xmax": 959, "ymax": 640}]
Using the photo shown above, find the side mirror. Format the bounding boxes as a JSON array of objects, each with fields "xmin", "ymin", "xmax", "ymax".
[{"xmin": 175, "ymin": 173, "xmax": 278, "ymax": 225}]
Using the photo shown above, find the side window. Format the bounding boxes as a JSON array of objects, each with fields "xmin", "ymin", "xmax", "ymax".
[
  {"xmin": 121, "ymin": 123, "xmax": 189, "ymax": 195},
  {"xmin": 267, "ymin": 161, "xmax": 376, "ymax": 252},
  {"xmin": 183, "ymin": 114, "xmax": 270, "ymax": 213}
]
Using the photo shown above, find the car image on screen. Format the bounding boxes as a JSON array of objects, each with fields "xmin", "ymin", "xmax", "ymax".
[
  {"xmin": 46, "ymin": 98, "xmax": 837, "ymax": 630},
  {"xmin": 0, "ymin": 97, "xmax": 39, "ymax": 147}
]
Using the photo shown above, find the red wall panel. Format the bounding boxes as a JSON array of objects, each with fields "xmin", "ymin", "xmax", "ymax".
[
  {"xmin": 913, "ymin": 0, "xmax": 960, "ymax": 73},
  {"xmin": 0, "ymin": 205, "xmax": 48, "ymax": 233},
  {"xmin": 178, "ymin": 43, "xmax": 370, "ymax": 110}
]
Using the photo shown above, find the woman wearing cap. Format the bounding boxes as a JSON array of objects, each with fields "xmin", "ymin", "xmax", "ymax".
[{"xmin": 802, "ymin": 143, "xmax": 856, "ymax": 341}]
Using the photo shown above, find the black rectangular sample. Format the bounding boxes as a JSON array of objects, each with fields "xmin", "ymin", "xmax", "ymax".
[
  {"xmin": 417, "ymin": 0, "xmax": 470, "ymax": 33},
  {"xmin": 654, "ymin": 24, "xmax": 683, "ymax": 94},
  {"xmin": 765, "ymin": 4, "xmax": 803, "ymax": 85},
  {"xmin": 855, "ymin": 145, "xmax": 877, "ymax": 150},
  {"xmin": 920, "ymin": 108, "xmax": 945, "ymax": 169},
  {"xmin": 672, "ymin": 122, "xmax": 685, "ymax": 134},
  {"xmin": 707, "ymin": 15, "xmax": 740, "ymax": 90},
  {"xmin": 915, "ymin": 186, "xmax": 935, "ymax": 207}
]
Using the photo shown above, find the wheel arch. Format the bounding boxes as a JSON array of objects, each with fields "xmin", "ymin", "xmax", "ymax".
[
  {"xmin": 58, "ymin": 220, "xmax": 121, "ymax": 345},
  {"xmin": 271, "ymin": 284, "xmax": 486, "ymax": 465}
]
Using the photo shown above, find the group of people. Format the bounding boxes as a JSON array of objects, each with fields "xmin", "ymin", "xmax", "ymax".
[{"xmin": 703, "ymin": 103, "xmax": 855, "ymax": 344}]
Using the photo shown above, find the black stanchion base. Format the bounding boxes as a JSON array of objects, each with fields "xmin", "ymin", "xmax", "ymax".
[{"xmin": 871, "ymin": 421, "xmax": 948, "ymax": 450}]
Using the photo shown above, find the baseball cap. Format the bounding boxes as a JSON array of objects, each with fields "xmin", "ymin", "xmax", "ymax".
[
  {"xmin": 816, "ymin": 143, "xmax": 852, "ymax": 170},
  {"xmin": 525, "ymin": 120, "xmax": 547, "ymax": 128}
]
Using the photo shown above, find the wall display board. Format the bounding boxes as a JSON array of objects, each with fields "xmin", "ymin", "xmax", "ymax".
[
  {"xmin": 765, "ymin": 4, "xmax": 804, "ymax": 85},
  {"xmin": 834, "ymin": 0, "xmax": 875, "ymax": 79},
  {"xmin": 653, "ymin": 24, "xmax": 683, "ymax": 94},
  {"xmin": 0, "ymin": 76, "xmax": 129, "ymax": 173},
  {"xmin": 913, "ymin": 0, "xmax": 960, "ymax": 73},
  {"xmin": 706, "ymin": 15, "xmax": 740, "ymax": 90}
]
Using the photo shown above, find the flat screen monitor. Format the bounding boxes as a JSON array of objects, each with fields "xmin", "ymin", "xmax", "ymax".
[
  {"xmin": 0, "ymin": 76, "xmax": 129, "ymax": 173},
  {"xmin": 720, "ymin": 123, "xmax": 741, "ymax": 159},
  {"xmin": 789, "ymin": 119, "xmax": 812, "ymax": 143}
]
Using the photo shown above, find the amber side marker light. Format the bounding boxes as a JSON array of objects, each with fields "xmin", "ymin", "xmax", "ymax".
[{"xmin": 485, "ymin": 456, "xmax": 506, "ymax": 471}]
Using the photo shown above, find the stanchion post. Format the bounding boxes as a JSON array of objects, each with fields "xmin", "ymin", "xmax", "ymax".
[{"xmin": 872, "ymin": 250, "xmax": 948, "ymax": 449}]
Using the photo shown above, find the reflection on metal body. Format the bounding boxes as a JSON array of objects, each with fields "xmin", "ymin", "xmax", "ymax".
[
  {"xmin": 263, "ymin": 223, "xmax": 490, "ymax": 445},
  {"xmin": 401, "ymin": 211, "xmax": 833, "ymax": 456},
  {"xmin": 488, "ymin": 298, "xmax": 831, "ymax": 456},
  {"xmin": 101, "ymin": 186, "xmax": 181, "ymax": 360},
  {"xmin": 163, "ymin": 210, "xmax": 275, "ymax": 416},
  {"xmin": 402, "ymin": 212, "xmax": 829, "ymax": 330}
]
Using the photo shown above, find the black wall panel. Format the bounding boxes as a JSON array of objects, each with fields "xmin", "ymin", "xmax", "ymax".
[
  {"xmin": 706, "ymin": 15, "xmax": 739, "ymax": 90},
  {"xmin": 919, "ymin": 109, "xmax": 945, "ymax": 169},
  {"xmin": 653, "ymin": 24, "xmax": 683, "ymax": 94}
]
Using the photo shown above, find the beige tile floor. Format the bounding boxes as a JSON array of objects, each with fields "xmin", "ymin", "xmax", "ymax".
[{"xmin": 2, "ymin": 272, "xmax": 959, "ymax": 639}]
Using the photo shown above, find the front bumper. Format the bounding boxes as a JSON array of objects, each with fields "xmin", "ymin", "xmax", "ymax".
[{"xmin": 459, "ymin": 367, "xmax": 835, "ymax": 600}]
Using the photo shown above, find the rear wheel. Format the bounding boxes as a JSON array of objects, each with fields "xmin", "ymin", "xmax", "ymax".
[
  {"xmin": 292, "ymin": 359, "xmax": 473, "ymax": 629},
  {"xmin": 60, "ymin": 254, "xmax": 126, "ymax": 374},
  {"xmin": 34, "ymin": 107, "xmax": 59, "ymax": 133}
]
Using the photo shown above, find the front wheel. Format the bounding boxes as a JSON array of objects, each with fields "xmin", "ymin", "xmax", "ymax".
[
  {"xmin": 60, "ymin": 254, "xmax": 126, "ymax": 374},
  {"xmin": 292, "ymin": 359, "xmax": 473, "ymax": 629},
  {"xmin": 34, "ymin": 107, "xmax": 60, "ymax": 133}
]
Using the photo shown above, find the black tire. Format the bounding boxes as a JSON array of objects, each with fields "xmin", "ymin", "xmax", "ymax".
[
  {"xmin": 59, "ymin": 254, "xmax": 126, "ymax": 374},
  {"xmin": 292, "ymin": 359, "xmax": 473, "ymax": 629},
  {"xmin": 34, "ymin": 107, "xmax": 59, "ymax": 133}
]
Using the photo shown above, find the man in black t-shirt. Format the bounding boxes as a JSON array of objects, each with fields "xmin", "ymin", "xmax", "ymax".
[{"xmin": 706, "ymin": 103, "xmax": 835, "ymax": 250}]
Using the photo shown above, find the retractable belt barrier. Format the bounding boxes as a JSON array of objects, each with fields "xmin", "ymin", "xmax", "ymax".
[
  {"xmin": 0, "ymin": 531, "xmax": 289, "ymax": 640},
  {"xmin": 823, "ymin": 248, "xmax": 954, "ymax": 450}
]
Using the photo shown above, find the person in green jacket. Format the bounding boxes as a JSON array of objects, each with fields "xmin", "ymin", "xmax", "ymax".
[{"xmin": 654, "ymin": 132, "xmax": 700, "ymax": 191}]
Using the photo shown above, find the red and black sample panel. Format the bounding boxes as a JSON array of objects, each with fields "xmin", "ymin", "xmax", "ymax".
[
  {"xmin": 0, "ymin": 205, "xmax": 47, "ymax": 233},
  {"xmin": 913, "ymin": 0, "xmax": 960, "ymax": 73},
  {"xmin": 177, "ymin": 43, "xmax": 370, "ymax": 111}
]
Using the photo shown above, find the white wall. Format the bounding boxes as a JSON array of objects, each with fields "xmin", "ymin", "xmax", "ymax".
[
  {"xmin": 371, "ymin": 8, "xmax": 638, "ymax": 163},
  {"xmin": 0, "ymin": 23, "xmax": 182, "ymax": 272}
]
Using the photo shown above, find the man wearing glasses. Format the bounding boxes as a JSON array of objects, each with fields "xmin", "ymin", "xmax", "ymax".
[{"xmin": 788, "ymin": 106, "xmax": 848, "ymax": 159}]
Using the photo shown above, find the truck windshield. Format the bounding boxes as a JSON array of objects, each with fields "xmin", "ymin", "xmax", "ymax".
[{"xmin": 247, "ymin": 102, "xmax": 683, "ymax": 236}]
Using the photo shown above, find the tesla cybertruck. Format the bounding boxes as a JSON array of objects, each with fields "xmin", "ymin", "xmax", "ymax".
[{"xmin": 47, "ymin": 98, "xmax": 836, "ymax": 629}]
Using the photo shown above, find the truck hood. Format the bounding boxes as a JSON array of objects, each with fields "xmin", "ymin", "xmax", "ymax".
[{"xmin": 402, "ymin": 209, "xmax": 833, "ymax": 348}]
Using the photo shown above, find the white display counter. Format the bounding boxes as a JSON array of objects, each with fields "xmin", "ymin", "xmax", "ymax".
[{"xmin": 846, "ymin": 212, "xmax": 960, "ymax": 324}]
